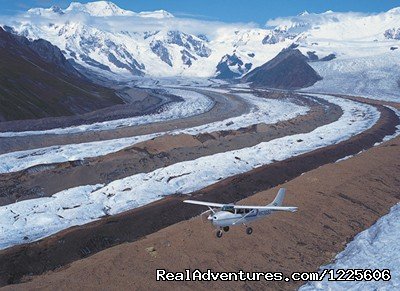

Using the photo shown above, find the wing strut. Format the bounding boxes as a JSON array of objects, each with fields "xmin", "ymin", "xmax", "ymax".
[{"xmin": 232, "ymin": 210, "xmax": 256, "ymax": 225}]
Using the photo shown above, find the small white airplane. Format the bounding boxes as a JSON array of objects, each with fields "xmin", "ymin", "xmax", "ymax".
[{"xmin": 184, "ymin": 188, "xmax": 297, "ymax": 238}]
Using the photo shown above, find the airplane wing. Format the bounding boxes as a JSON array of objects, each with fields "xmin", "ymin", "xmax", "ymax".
[
  {"xmin": 183, "ymin": 200, "xmax": 225, "ymax": 208},
  {"xmin": 234, "ymin": 205, "xmax": 298, "ymax": 212},
  {"xmin": 184, "ymin": 200, "xmax": 297, "ymax": 212}
]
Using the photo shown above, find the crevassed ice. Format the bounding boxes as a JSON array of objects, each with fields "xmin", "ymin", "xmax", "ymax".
[
  {"xmin": 0, "ymin": 92, "xmax": 308, "ymax": 174},
  {"xmin": 0, "ymin": 94, "xmax": 380, "ymax": 250}
]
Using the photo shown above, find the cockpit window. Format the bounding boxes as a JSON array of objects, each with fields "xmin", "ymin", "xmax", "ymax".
[
  {"xmin": 236, "ymin": 208, "xmax": 252, "ymax": 214},
  {"xmin": 221, "ymin": 205, "xmax": 235, "ymax": 213}
]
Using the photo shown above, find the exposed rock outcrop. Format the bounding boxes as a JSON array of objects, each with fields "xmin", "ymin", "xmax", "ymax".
[{"xmin": 242, "ymin": 48, "xmax": 322, "ymax": 89}]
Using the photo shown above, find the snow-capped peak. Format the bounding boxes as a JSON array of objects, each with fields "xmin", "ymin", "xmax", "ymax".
[
  {"xmin": 298, "ymin": 10, "xmax": 310, "ymax": 16},
  {"xmin": 65, "ymin": 1, "xmax": 135, "ymax": 16},
  {"xmin": 27, "ymin": 1, "xmax": 174, "ymax": 19},
  {"xmin": 387, "ymin": 7, "xmax": 400, "ymax": 14},
  {"xmin": 138, "ymin": 10, "xmax": 174, "ymax": 19},
  {"xmin": 27, "ymin": 5, "xmax": 64, "ymax": 16},
  {"xmin": 9, "ymin": 4, "xmax": 400, "ymax": 81}
]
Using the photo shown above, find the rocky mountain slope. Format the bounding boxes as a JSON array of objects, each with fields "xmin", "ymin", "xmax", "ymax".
[
  {"xmin": 0, "ymin": 27, "xmax": 122, "ymax": 121},
  {"xmin": 242, "ymin": 47, "xmax": 322, "ymax": 89}
]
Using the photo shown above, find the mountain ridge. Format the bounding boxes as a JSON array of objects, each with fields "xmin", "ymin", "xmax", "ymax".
[
  {"xmin": 0, "ymin": 27, "xmax": 123, "ymax": 121},
  {"xmin": 2, "ymin": 1, "xmax": 400, "ymax": 86},
  {"xmin": 242, "ymin": 48, "xmax": 322, "ymax": 89}
]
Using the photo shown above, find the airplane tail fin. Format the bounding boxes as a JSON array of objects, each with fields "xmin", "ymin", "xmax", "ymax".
[{"xmin": 269, "ymin": 188, "xmax": 286, "ymax": 206}]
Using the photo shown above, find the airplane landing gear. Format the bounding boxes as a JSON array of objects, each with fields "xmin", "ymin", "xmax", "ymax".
[
  {"xmin": 216, "ymin": 230, "xmax": 223, "ymax": 238},
  {"xmin": 223, "ymin": 226, "xmax": 230, "ymax": 232},
  {"xmin": 246, "ymin": 227, "xmax": 253, "ymax": 235}
]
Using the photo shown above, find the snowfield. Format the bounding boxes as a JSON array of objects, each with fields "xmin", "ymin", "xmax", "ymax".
[
  {"xmin": 306, "ymin": 52, "xmax": 400, "ymax": 102},
  {"xmin": 0, "ymin": 88, "xmax": 214, "ymax": 137},
  {"xmin": 0, "ymin": 95, "xmax": 380, "ymax": 250},
  {"xmin": 0, "ymin": 92, "xmax": 308, "ymax": 174},
  {"xmin": 300, "ymin": 203, "xmax": 400, "ymax": 291}
]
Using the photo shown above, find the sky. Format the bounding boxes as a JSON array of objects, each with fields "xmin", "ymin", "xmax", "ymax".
[{"xmin": 0, "ymin": 0, "xmax": 399, "ymax": 24}]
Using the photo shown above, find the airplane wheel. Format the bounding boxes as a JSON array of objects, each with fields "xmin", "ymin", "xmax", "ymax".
[
  {"xmin": 223, "ymin": 226, "xmax": 230, "ymax": 232},
  {"xmin": 216, "ymin": 230, "xmax": 223, "ymax": 238},
  {"xmin": 246, "ymin": 227, "xmax": 253, "ymax": 235}
]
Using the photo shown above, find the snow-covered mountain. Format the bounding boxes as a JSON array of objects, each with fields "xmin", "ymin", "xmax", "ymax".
[
  {"xmin": 27, "ymin": 1, "xmax": 173, "ymax": 18},
  {"xmin": 3, "ymin": 1, "xmax": 400, "ymax": 84}
]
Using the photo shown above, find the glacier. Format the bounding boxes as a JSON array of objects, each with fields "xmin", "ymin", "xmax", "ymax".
[
  {"xmin": 0, "ymin": 88, "xmax": 215, "ymax": 137},
  {"xmin": 0, "ymin": 90, "xmax": 308, "ymax": 173},
  {"xmin": 0, "ymin": 94, "xmax": 380, "ymax": 250}
]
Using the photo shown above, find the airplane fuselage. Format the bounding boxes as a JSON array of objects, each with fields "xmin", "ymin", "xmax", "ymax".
[{"xmin": 209, "ymin": 209, "xmax": 273, "ymax": 227}]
